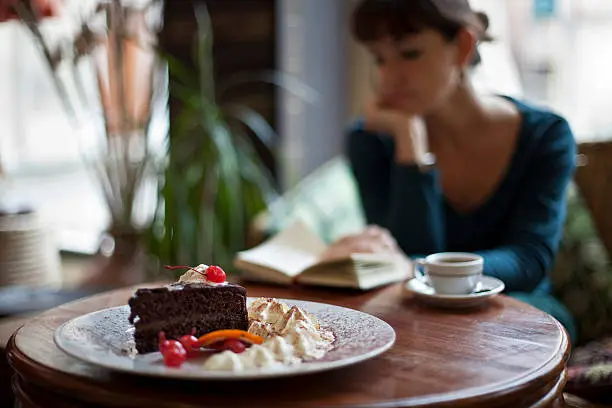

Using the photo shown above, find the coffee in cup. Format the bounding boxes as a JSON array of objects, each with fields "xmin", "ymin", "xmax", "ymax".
[{"xmin": 414, "ymin": 252, "xmax": 483, "ymax": 295}]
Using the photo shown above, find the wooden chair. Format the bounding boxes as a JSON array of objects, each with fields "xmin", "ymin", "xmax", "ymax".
[
  {"xmin": 566, "ymin": 141, "xmax": 612, "ymax": 407},
  {"xmin": 575, "ymin": 141, "xmax": 612, "ymax": 257}
]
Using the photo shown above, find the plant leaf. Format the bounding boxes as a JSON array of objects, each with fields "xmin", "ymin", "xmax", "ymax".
[
  {"xmin": 209, "ymin": 123, "xmax": 245, "ymax": 252},
  {"xmin": 196, "ymin": 144, "xmax": 218, "ymax": 263},
  {"xmin": 161, "ymin": 49, "xmax": 199, "ymax": 88},
  {"xmin": 218, "ymin": 70, "xmax": 319, "ymax": 105},
  {"xmin": 193, "ymin": 3, "xmax": 215, "ymax": 107},
  {"xmin": 147, "ymin": 4, "xmax": 287, "ymax": 268},
  {"xmin": 169, "ymin": 82, "xmax": 202, "ymax": 110},
  {"xmin": 223, "ymin": 103, "xmax": 278, "ymax": 151}
]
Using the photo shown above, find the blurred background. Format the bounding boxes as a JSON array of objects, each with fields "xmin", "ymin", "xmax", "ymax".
[
  {"xmin": 3, "ymin": 2, "xmax": 612, "ymax": 406},
  {"xmin": 0, "ymin": 0, "xmax": 611, "ymax": 288}
]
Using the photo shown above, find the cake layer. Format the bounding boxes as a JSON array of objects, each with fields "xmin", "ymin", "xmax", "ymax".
[
  {"xmin": 133, "ymin": 313, "xmax": 248, "ymax": 353},
  {"xmin": 128, "ymin": 283, "xmax": 248, "ymax": 353}
]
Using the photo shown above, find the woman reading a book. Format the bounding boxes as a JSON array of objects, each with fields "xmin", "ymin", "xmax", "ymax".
[{"xmin": 334, "ymin": 0, "xmax": 577, "ymax": 340}]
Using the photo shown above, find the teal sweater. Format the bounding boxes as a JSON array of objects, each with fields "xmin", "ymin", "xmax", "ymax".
[{"xmin": 347, "ymin": 97, "xmax": 576, "ymax": 293}]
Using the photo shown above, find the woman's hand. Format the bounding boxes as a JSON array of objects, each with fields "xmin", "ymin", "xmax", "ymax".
[
  {"xmin": 362, "ymin": 96, "xmax": 429, "ymax": 165},
  {"xmin": 320, "ymin": 225, "xmax": 413, "ymax": 277},
  {"xmin": 363, "ymin": 97, "xmax": 409, "ymax": 136},
  {"xmin": 319, "ymin": 225, "xmax": 400, "ymax": 262}
]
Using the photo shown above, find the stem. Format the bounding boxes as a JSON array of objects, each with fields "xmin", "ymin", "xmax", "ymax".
[
  {"xmin": 143, "ymin": 57, "xmax": 166, "ymax": 159},
  {"xmin": 71, "ymin": 56, "xmax": 90, "ymax": 112},
  {"xmin": 110, "ymin": 1, "xmax": 132, "ymax": 227},
  {"xmin": 110, "ymin": 0, "xmax": 129, "ymax": 134},
  {"xmin": 106, "ymin": 137, "xmax": 124, "ymax": 223},
  {"xmin": 91, "ymin": 152, "xmax": 120, "ymax": 219},
  {"xmin": 14, "ymin": 2, "xmax": 79, "ymax": 127}
]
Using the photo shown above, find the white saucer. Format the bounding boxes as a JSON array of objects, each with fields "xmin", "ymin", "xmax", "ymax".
[{"xmin": 404, "ymin": 276, "xmax": 505, "ymax": 309}]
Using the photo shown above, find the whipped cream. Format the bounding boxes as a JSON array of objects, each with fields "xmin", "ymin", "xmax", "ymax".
[
  {"xmin": 203, "ymin": 335, "xmax": 300, "ymax": 371},
  {"xmin": 203, "ymin": 298, "xmax": 334, "ymax": 371},
  {"xmin": 176, "ymin": 264, "xmax": 227, "ymax": 286},
  {"xmin": 248, "ymin": 297, "xmax": 290, "ymax": 327}
]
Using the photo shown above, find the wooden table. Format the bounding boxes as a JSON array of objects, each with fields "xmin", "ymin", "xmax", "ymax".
[
  {"xmin": 0, "ymin": 314, "xmax": 33, "ymax": 407},
  {"xmin": 7, "ymin": 281, "xmax": 570, "ymax": 407}
]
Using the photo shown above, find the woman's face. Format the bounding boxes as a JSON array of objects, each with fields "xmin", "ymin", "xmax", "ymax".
[{"xmin": 367, "ymin": 28, "xmax": 472, "ymax": 115}]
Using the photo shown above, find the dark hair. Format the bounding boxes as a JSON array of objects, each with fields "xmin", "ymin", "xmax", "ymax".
[{"xmin": 352, "ymin": 0, "xmax": 492, "ymax": 65}]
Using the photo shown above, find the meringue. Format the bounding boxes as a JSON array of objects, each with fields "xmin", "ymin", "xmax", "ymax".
[
  {"xmin": 248, "ymin": 297, "xmax": 289, "ymax": 328},
  {"xmin": 203, "ymin": 298, "xmax": 334, "ymax": 371}
]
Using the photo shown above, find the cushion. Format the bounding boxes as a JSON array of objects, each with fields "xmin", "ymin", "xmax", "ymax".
[
  {"xmin": 252, "ymin": 156, "xmax": 366, "ymax": 244},
  {"xmin": 566, "ymin": 336, "xmax": 612, "ymax": 404},
  {"xmin": 551, "ymin": 183, "xmax": 612, "ymax": 345}
]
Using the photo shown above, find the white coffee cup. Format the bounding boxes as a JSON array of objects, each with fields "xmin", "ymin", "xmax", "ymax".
[{"xmin": 414, "ymin": 252, "xmax": 483, "ymax": 295}]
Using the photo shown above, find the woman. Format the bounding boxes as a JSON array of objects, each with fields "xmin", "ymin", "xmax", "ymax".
[{"xmin": 332, "ymin": 0, "xmax": 577, "ymax": 340}]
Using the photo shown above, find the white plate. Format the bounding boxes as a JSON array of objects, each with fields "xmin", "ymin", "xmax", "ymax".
[
  {"xmin": 54, "ymin": 298, "xmax": 396, "ymax": 380},
  {"xmin": 404, "ymin": 276, "xmax": 505, "ymax": 309}
]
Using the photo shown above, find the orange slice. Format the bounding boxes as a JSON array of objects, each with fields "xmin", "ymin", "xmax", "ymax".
[{"xmin": 197, "ymin": 330, "xmax": 264, "ymax": 347}]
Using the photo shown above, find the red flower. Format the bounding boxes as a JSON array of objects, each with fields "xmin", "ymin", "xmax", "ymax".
[
  {"xmin": 0, "ymin": 0, "xmax": 60, "ymax": 23},
  {"xmin": 0, "ymin": 1, "xmax": 18, "ymax": 21}
]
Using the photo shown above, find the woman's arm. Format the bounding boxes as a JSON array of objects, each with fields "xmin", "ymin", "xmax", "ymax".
[
  {"xmin": 476, "ymin": 118, "xmax": 576, "ymax": 292},
  {"xmin": 345, "ymin": 125, "xmax": 391, "ymax": 228},
  {"xmin": 346, "ymin": 125, "xmax": 446, "ymax": 255}
]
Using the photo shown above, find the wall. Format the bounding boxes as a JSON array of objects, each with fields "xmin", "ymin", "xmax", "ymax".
[{"xmin": 277, "ymin": 0, "xmax": 349, "ymax": 189}]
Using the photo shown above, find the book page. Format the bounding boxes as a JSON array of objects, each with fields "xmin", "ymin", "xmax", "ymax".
[
  {"xmin": 236, "ymin": 220, "xmax": 327, "ymax": 277},
  {"xmin": 349, "ymin": 252, "xmax": 395, "ymax": 265},
  {"xmin": 297, "ymin": 253, "xmax": 410, "ymax": 290},
  {"xmin": 315, "ymin": 252, "xmax": 395, "ymax": 268}
]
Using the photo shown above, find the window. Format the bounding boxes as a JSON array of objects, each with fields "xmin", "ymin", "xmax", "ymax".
[{"xmin": 501, "ymin": 0, "xmax": 612, "ymax": 140}]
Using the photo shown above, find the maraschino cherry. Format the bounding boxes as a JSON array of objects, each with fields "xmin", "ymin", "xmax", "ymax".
[
  {"xmin": 158, "ymin": 332, "xmax": 187, "ymax": 368},
  {"xmin": 179, "ymin": 328, "xmax": 201, "ymax": 358},
  {"xmin": 163, "ymin": 344, "xmax": 187, "ymax": 368},
  {"xmin": 158, "ymin": 331, "xmax": 173, "ymax": 354},
  {"xmin": 205, "ymin": 265, "xmax": 226, "ymax": 283},
  {"xmin": 221, "ymin": 338, "xmax": 247, "ymax": 354}
]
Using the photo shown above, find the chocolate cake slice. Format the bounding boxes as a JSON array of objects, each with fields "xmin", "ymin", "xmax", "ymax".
[{"xmin": 128, "ymin": 282, "xmax": 248, "ymax": 353}]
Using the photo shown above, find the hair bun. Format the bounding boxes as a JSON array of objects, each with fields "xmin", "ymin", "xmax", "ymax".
[{"xmin": 475, "ymin": 11, "xmax": 494, "ymax": 42}]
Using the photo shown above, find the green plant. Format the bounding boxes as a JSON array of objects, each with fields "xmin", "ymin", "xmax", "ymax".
[{"xmin": 146, "ymin": 4, "xmax": 316, "ymax": 274}]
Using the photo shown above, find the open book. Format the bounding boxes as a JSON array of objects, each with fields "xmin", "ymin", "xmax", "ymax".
[{"xmin": 233, "ymin": 221, "xmax": 410, "ymax": 290}]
